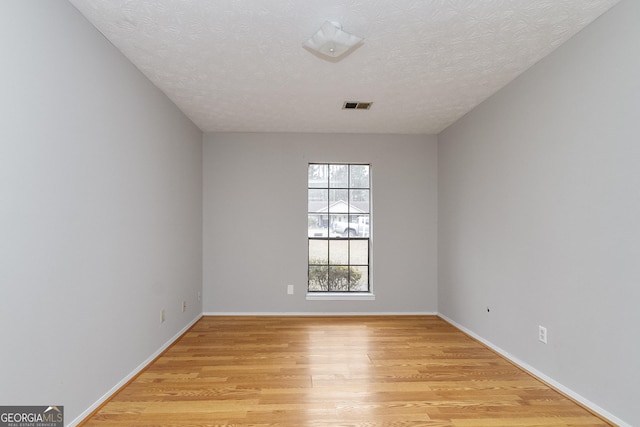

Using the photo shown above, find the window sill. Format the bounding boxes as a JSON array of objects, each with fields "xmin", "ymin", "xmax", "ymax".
[{"xmin": 306, "ymin": 292, "xmax": 376, "ymax": 301}]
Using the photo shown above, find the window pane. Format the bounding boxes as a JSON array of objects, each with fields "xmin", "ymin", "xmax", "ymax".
[
  {"xmin": 309, "ymin": 239, "xmax": 328, "ymax": 262},
  {"xmin": 329, "ymin": 240, "xmax": 348, "ymax": 265},
  {"xmin": 309, "ymin": 265, "xmax": 328, "ymax": 291},
  {"xmin": 350, "ymin": 240, "xmax": 368, "ymax": 265},
  {"xmin": 329, "ymin": 164, "xmax": 348, "ymax": 188},
  {"xmin": 308, "ymin": 189, "xmax": 328, "ymax": 212},
  {"xmin": 329, "ymin": 214, "xmax": 349, "ymax": 236},
  {"xmin": 350, "ymin": 165, "xmax": 369, "ymax": 188},
  {"xmin": 329, "ymin": 189, "xmax": 349, "ymax": 212},
  {"xmin": 328, "ymin": 266, "xmax": 350, "ymax": 291},
  {"xmin": 350, "ymin": 190, "xmax": 369, "ymax": 213},
  {"xmin": 309, "ymin": 164, "xmax": 328, "ymax": 188},
  {"xmin": 308, "ymin": 214, "xmax": 328, "ymax": 237},
  {"xmin": 349, "ymin": 266, "xmax": 369, "ymax": 291}
]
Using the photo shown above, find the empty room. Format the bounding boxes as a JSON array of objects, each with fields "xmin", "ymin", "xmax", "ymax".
[{"xmin": 1, "ymin": 1, "xmax": 638, "ymax": 426}]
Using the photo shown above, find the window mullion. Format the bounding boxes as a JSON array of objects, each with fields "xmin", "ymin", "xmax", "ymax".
[
  {"xmin": 326, "ymin": 184, "xmax": 330, "ymax": 292},
  {"xmin": 347, "ymin": 165, "xmax": 351, "ymax": 291}
]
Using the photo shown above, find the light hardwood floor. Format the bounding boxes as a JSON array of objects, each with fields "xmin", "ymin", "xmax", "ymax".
[{"xmin": 81, "ymin": 316, "xmax": 613, "ymax": 426}]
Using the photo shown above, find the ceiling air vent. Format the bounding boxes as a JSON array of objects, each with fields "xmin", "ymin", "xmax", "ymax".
[{"xmin": 343, "ymin": 101, "xmax": 373, "ymax": 110}]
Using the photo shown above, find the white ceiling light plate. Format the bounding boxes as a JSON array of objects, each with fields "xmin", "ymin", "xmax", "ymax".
[{"xmin": 303, "ymin": 21, "xmax": 363, "ymax": 60}]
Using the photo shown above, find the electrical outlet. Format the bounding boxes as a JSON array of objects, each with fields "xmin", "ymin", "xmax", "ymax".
[
  {"xmin": 538, "ymin": 325, "xmax": 547, "ymax": 344},
  {"xmin": 161, "ymin": 309, "xmax": 165, "ymax": 323},
  {"xmin": 287, "ymin": 285, "xmax": 294, "ymax": 295},
  {"xmin": 182, "ymin": 301, "xmax": 187, "ymax": 312}
]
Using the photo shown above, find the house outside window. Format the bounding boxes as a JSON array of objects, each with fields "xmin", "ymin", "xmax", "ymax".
[{"xmin": 308, "ymin": 163, "xmax": 370, "ymax": 293}]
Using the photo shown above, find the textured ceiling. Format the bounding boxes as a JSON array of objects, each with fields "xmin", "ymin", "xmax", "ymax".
[{"xmin": 69, "ymin": 0, "xmax": 620, "ymax": 134}]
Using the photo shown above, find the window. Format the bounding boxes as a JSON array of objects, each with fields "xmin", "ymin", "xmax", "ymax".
[{"xmin": 308, "ymin": 164, "xmax": 370, "ymax": 293}]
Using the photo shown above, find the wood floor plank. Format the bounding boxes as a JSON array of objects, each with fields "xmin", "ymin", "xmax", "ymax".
[{"xmin": 80, "ymin": 316, "xmax": 613, "ymax": 426}]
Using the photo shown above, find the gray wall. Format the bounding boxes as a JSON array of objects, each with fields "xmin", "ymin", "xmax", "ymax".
[
  {"xmin": 438, "ymin": 1, "xmax": 638, "ymax": 425},
  {"xmin": 203, "ymin": 133, "xmax": 438, "ymax": 314},
  {"xmin": 0, "ymin": 2, "xmax": 203, "ymax": 424}
]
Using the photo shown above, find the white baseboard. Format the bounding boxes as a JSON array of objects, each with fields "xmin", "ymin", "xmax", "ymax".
[
  {"xmin": 202, "ymin": 311, "xmax": 438, "ymax": 316},
  {"xmin": 68, "ymin": 314, "xmax": 202, "ymax": 427},
  {"xmin": 438, "ymin": 313, "xmax": 629, "ymax": 427}
]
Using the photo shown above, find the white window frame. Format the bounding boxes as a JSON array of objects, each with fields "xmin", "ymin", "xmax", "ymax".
[{"xmin": 306, "ymin": 163, "xmax": 374, "ymax": 301}]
